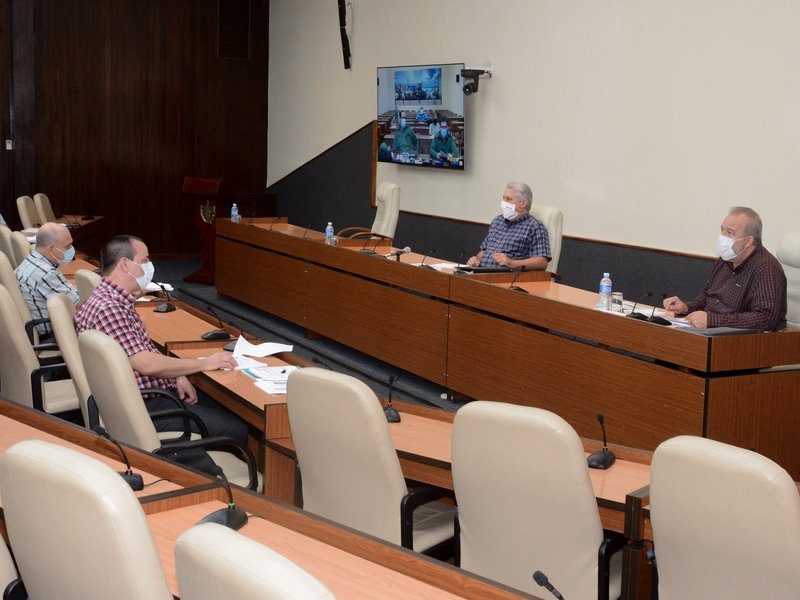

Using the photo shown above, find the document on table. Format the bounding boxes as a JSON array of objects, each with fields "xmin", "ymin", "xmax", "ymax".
[
  {"xmin": 143, "ymin": 282, "xmax": 174, "ymax": 292},
  {"xmin": 241, "ymin": 365, "xmax": 301, "ymax": 394},
  {"xmin": 231, "ymin": 335, "xmax": 293, "ymax": 359}
]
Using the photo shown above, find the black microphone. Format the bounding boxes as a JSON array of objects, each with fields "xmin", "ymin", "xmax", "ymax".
[
  {"xmin": 153, "ymin": 283, "xmax": 176, "ymax": 313},
  {"xmin": 268, "ymin": 217, "xmax": 282, "ymax": 231},
  {"xmin": 201, "ymin": 305, "xmax": 232, "ymax": 341},
  {"xmin": 246, "ymin": 210, "xmax": 257, "ymax": 226},
  {"xmin": 94, "ymin": 426, "xmax": 144, "ymax": 491},
  {"xmin": 455, "ymin": 250, "xmax": 466, "ymax": 267},
  {"xmin": 312, "ymin": 356, "xmax": 333, "ymax": 370},
  {"xmin": 384, "ymin": 374, "xmax": 401, "ymax": 423},
  {"xmin": 64, "ymin": 214, "xmax": 81, "ymax": 229},
  {"xmin": 648, "ymin": 294, "xmax": 671, "ymax": 326},
  {"xmin": 587, "ymin": 413, "xmax": 616, "ymax": 470},
  {"xmin": 197, "ymin": 466, "xmax": 248, "ymax": 531},
  {"xmin": 81, "ymin": 213, "xmax": 95, "ymax": 221},
  {"xmin": 508, "ymin": 267, "xmax": 529, "ymax": 293},
  {"xmin": 359, "ymin": 236, "xmax": 379, "ymax": 255},
  {"xmin": 626, "ymin": 291, "xmax": 653, "ymax": 320},
  {"xmin": 532, "ymin": 571, "xmax": 565, "ymax": 600},
  {"xmin": 419, "ymin": 249, "xmax": 437, "ymax": 270},
  {"xmin": 389, "ymin": 246, "xmax": 411, "ymax": 262},
  {"xmin": 301, "ymin": 224, "xmax": 312, "ymax": 239}
]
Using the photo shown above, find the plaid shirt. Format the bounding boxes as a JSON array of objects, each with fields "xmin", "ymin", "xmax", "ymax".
[
  {"xmin": 15, "ymin": 250, "xmax": 80, "ymax": 335},
  {"xmin": 685, "ymin": 245, "xmax": 787, "ymax": 331},
  {"xmin": 74, "ymin": 278, "xmax": 175, "ymax": 390},
  {"xmin": 479, "ymin": 213, "xmax": 551, "ymax": 268}
]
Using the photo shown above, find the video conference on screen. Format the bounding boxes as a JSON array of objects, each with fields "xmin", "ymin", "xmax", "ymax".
[{"xmin": 376, "ymin": 63, "xmax": 465, "ymax": 171}]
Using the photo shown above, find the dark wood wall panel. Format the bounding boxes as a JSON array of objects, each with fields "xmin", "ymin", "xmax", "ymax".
[{"xmin": 6, "ymin": 0, "xmax": 267, "ymax": 254}]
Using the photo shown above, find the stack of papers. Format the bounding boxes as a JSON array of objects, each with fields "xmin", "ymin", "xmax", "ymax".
[
  {"xmin": 241, "ymin": 365, "xmax": 300, "ymax": 394},
  {"xmin": 228, "ymin": 337, "xmax": 297, "ymax": 395}
]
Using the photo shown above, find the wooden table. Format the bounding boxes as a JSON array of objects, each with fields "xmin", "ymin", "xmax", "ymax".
[
  {"xmin": 58, "ymin": 215, "xmax": 110, "ymax": 259},
  {"xmin": 58, "ymin": 257, "xmax": 97, "ymax": 281}
]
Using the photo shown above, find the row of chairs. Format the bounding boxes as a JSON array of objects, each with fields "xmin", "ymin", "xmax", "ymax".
[{"xmin": 16, "ymin": 192, "xmax": 57, "ymax": 229}]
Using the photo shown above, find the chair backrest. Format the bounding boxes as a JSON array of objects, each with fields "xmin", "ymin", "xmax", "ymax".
[
  {"xmin": 0, "ymin": 251, "xmax": 33, "ymax": 325},
  {"xmin": 777, "ymin": 232, "xmax": 800, "ymax": 326},
  {"xmin": 650, "ymin": 435, "xmax": 800, "ymax": 600},
  {"xmin": 175, "ymin": 523, "xmax": 335, "ymax": 600},
  {"xmin": 372, "ymin": 182, "xmax": 400, "ymax": 239},
  {"xmin": 0, "ymin": 537, "xmax": 19, "ymax": 597},
  {"xmin": 33, "ymin": 192, "xmax": 57, "ymax": 223},
  {"xmin": 452, "ymin": 401, "xmax": 604, "ymax": 598},
  {"xmin": 78, "ymin": 329, "xmax": 162, "ymax": 452},
  {"xmin": 530, "ymin": 204, "xmax": 563, "ymax": 273},
  {"xmin": 0, "ymin": 284, "xmax": 42, "ymax": 408},
  {"xmin": 10, "ymin": 231, "xmax": 32, "ymax": 267},
  {"xmin": 76, "ymin": 268, "xmax": 102, "ymax": 304},
  {"xmin": 48, "ymin": 293, "xmax": 93, "ymax": 427},
  {"xmin": 16, "ymin": 195, "xmax": 39, "ymax": 229},
  {"xmin": 286, "ymin": 368, "xmax": 408, "ymax": 545},
  {"xmin": 0, "ymin": 223, "xmax": 15, "ymax": 267},
  {"xmin": 0, "ymin": 439, "xmax": 172, "ymax": 600}
]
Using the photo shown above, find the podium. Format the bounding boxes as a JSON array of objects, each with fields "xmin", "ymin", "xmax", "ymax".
[{"xmin": 183, "ymin": 177, "xmax": 222, "ymax": 285}]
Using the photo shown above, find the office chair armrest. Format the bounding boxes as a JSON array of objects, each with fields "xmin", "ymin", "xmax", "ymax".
[
  {"xmin": 157, "ymin": 435, "xmax": 259, "ymax": 491},
  {"xmin": 597, "ymin": 529, "xmax": 627, "ymax": 600},
  {"xmin": 148, "ymin": 407, "xmax": 210, "ymax": 439},
  {"xmin": 335, "ymin": 226, "xmax": 371, "ymax": 237},
  {"xmin": 32, "ymin": 342, "xmax": 59, "ymax": 352},
  {"xmin": 25, "ymin": 317, "xmax": 51, "ymax": 344},
  {"xmin": 4, "ymin": 578, "xmax": 28, "ymax": 600},
  {"xmin": 400, "ymin": 485, "xmax": 451, "ymax": 550},
  {"xmin": 140, "ymin": 387, "xmax": 183, "ymax": 408},
  {"xmin": 30, "ymin": 361, "xmax": 68, "ymax": 411}
]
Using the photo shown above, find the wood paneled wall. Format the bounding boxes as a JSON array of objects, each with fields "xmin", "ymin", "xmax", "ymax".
[{"xmin": 3, "ymin": 0, "xmax": 268, "ymax": 255}]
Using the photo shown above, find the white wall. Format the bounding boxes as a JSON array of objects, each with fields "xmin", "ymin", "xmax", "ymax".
[{"xmin": 268, "ymin": 0, "xmax": 800, "ymax": 255}]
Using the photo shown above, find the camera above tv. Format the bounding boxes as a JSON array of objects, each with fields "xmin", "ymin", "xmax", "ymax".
[{"xmin": 376, "ymin": 63, "xmax": 465, "ymax": 171}]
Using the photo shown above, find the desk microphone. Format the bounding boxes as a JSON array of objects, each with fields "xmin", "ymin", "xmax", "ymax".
[
  {"xmin": 647, "ymin": 294, "xmax": 671, "ymax": 326},
  {"xmin": 64, "ymin": 214, "xmax": 81, "ymax": 229},
  {"xmin": 532, "ymin": 570, "xmax": 565, "ymax": 600},
  {"xmin": 626, "ymin": 292, "xmax": 653, "ymax": 320},
  {"xmin": 153, "ymin": 283, "xmax": 176, "ymax": 313},
  {"xmin": 81, "ymin": 213, "xmax": 95, "ymax": 221},
  {"xmin": 419, "ymin": 249, "xmax": 436, "ymax": 270},
  {"xmin": 301, "ymin": 224, "xmax": 312, "ymax": 239},
  {"xmin": 268, "ymin": 217, "xmax": 282, "ymax": 231},
  {"xmin": 222, "ymin": 324, "xmax": 244, "ymax": 352},
  {"xmin": 389, "ymin": 246, "xmax": 411, "ymax": 262},
  {"xmin": 359, "ymin": 236, "xmax": 379, "ymax": 255},
  {"xmin": 93, "ymin": 426, "xmax": 144, "ymax": 491},
  {"xmin": 197, "ymin": 466, "xmax": 248, "ymax": 531},
  {"xmin": 201, "ymin": 305, "xmax": 232, "ymax": 341},
  {"xmin": 508, "ymin": 267, "xmax": 529, "ymax": 293},
  {"xmin": 384, "ymin": 374, "xmax": 401, "ymax": 423},
  {"xmin": 587, "ymin": 413, "xmax": 616, "ymax": 470},
  {"xmin": 246, "ymin": 210, "xmax": 257, "ymax": 227}
]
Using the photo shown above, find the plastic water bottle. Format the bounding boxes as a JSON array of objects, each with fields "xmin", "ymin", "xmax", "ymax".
[
  {"xmin": 230, "ymin": 203, "xmax": 240, "ymax": 223},
  {"xmin": 598, "ymin": 272, "xmax": 612, "ymax": 311},
  {"xmin": 325, "ymin": 222, "xmax": 334, "ymax": 245}
]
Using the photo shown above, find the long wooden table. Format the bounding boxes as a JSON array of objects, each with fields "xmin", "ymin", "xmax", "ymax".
[{"xmin": 215, "ymin": 219, "xmax": 800, "ymax": 479}]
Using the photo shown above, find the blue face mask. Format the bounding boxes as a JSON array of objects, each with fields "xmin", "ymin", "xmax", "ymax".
[
  {"xmin": 54, "ymin": 245, "xmax": 75, "ymax": 266},
  {"xmin": 439, "ymin": 129, "xmax": 448, "ymax": 138},
  {"xmin": 400, "ymin": 118, "xmax": 407, "ymax": 129}
]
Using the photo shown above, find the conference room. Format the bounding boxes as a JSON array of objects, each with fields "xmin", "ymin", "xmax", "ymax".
[{"xmin": 2, "ymin": 1, "xmax": 800, "ymax": 599}]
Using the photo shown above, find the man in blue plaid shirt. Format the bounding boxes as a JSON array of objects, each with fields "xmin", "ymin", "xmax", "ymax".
[{"xmin": 467, "ymin": 182, "xmax": 551, "ymax": 270}]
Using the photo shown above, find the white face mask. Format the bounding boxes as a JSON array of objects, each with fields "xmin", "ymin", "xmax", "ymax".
[
  {"xmin": 717, "ymin": 235, "xmax": 744, "ymax": 261},
  {"xmin": 132, "ymin": 260, "xmax": 155, "ymax": 290},
  {"xmin": 500, "ymin": 200, "xmax": 518, "ymax": 221}
]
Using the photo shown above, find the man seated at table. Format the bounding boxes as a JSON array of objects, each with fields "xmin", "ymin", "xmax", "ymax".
[
  {"xmin": 429, "ymin": 117, "xmax": 460, "ymax": 163},
  {"xmin": 663, "ymin": 206, "xmax": 787, "ymax": 330},
  {"xmin": 391, "ymin": 112, "xmax": 419, "ymax": 158},
  {"xmin": 15, "ymin": 222, "xmax": 80, "ymax": 338},
  {"xmin": 466, "ymin": 182, "xmax": 551, "ymax": 270},
  {"xmin": 75, "ymin": 234, "xmax": 247, "ymax": 443}
]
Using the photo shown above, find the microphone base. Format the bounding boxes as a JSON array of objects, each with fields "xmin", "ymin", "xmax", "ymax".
[
  {"xmin": 197, "ymin": 506, "xmax": 248, "ymax": 531},
  {"xmin": 81, "ymin": 215, "xmax": 95, "ymax": 221},
  {"xmin": 626, "ymin": 312, "xmax": 648, "ymax": 320},
  {"xmin": 222, "ymin": 340, "xmax": 237, "ymax": 352},
  {"xmin": 153, "ymin": 302, "xmax": 176, "ymax": 313},
  {"xmin": 418, "ymin": 264, "xmax": 436, "ymax": 270},
  {"xmin": 647, "ymin": 315, "xmax": 672, "ymax": 326},
  {"xmin": 201, "ymin": 329, "xmax": 231, "ymax": 341},
  {"xmin": 587, "ymin": 449, "xmax": 616, "ymax": 470},
  {"xmin": 120, "ymin": 471, "xmax": 144, "ymax": 491},
  {"xmin": 508, "ymin": 285, "xmax": 529, "ymax": 294},
  {"xmin": 359, "ymin": 249, "xmax": 379, "ymax": 255},
  {"xmin": 384, "ymin": 404, "xmax": 401, "ymax": 423}
]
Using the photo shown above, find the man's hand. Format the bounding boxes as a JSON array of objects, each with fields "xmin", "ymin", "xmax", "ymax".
[
  {"xmin": 663, "ymin": 296, "xmax": 688, "ymax": 315},
  {"xmin": 176, "ymin": 375, "xmax": 197, "ymax": 404},
  {"xmin": 201, "ymin": 351, "xmax": 237, "ymax": 372},
  {"xmin": 467, "ymin": 255, "xmax": 480, "ymax": 267},
  {"xmin": 685, "ymin": 311, "xmax": 708, "ymax": 329},
  {"xmin": 492, "ymin": 252, "xmax": 514, "ymax": 268}
]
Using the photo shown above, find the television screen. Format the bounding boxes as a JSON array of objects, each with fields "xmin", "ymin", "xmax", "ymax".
[{"xmin": 377, "ymin": 63, "xmax": 465, "ymax": 171}]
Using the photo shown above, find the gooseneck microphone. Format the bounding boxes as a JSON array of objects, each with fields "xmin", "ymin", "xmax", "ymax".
[
  {"xmin": 268, "ymin": 217, "xmax": 282, "ymax": 231},
  {"xmin": 532, "ymin": 570, "xmax": 565, "ymax": 600},
  {"xmin": 384, "ymin": 374, "xmax": 401, "ymax": 423},
  {"xmin": 419, "ymin": 249, "xmax": 437, "ymax": 270},
  {"xmin": 648, "ymin": 294, "xmax": 671, "ymax": 326},
  {"xmin": 508, "ymin": 267, "xmax": 529, "ymax": 293},
  {"xmin": 94, "ymin": 426, "xmax": 144, "ymax": 491},
  {"xmin": 301, "ymin": 224, "xmax": 312, "ymax": 239},
  {"xmin": 587, "ymin": 413, "xmax": 616, "ymax": 470},
  {"xmin": 246, "ymin": 210, "xmax": 257, "ymax": 227},
  {"xmin": 388, "ymin": 246, "xmax": 411, "ymax": 262},
  {"xmin": 201, "ymin": 305, "xmax": 232, "ymax": 341},
  {"xmin": 626, "ymin": 292, "xmax": 653, "ymax": 320},
  {"xmin": 197, "ymin": 466, "xmax": 248, "ymax": 531},
  {"xmin": 153, "ymin": 283, "xmax": 176, "ymax": 313}
]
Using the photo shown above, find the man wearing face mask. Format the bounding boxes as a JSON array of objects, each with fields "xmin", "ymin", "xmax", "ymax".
[
  {"xmin": 75, "ymin": 235, "xmax": 247, "ymax": 443},
  {"xmin": 391, "ymin": 111, "xmax": 419, "ymax": 158},
  {"xmin": 466, "ymin": 182, "xmax": 551, "ymax": 270},
  {"xmin": 15, "ymin": 222, "xmax": 80, "ymax": 339},
  {"xmin": 429, "ymin": 117, "xmax": 459, "ymax": 162},
  {"xmin": 663, "ymin": 206, "xmax": 786, "ymax": 330}
]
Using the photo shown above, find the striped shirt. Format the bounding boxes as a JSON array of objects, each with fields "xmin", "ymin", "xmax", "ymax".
[
  {"xmin": 75, "ymin": 278, "xmax": 175, "ymax": 391},
  {"xmin": 15, "ymin": 250, "xmax": 79, "ymax": 335},
  {"xmin": 479, "ymin": 213, "xmax": 551, "ymax": 269}
]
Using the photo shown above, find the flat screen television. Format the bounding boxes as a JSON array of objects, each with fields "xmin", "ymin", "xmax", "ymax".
[{"xmin": 376, "ymin": 63, "xmax": 465, "ymax": 171}]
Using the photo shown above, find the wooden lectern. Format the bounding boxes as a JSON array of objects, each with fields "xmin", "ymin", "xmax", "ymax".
[{"xmin": 183, "ymin": 176, "xmax": 222, "ymax": 285}]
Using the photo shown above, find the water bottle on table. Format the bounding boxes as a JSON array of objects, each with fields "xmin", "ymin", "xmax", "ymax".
[
  {"xmin": 230, "ymin": 203, "xmax": 240, "ymax": 223},
  {"xmin": 325, "ymin": 222, "xmax": 334, "ymax": 245},
  {"xmin": 598, "ymin": 272, "xmax": 612, "ymax": 311}
]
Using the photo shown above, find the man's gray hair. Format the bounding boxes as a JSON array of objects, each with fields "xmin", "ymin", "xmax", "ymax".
[
  {"xmin": 506, "ymin": 182, "xmax": 533, "ymax": 212},
  {"xmin": 729, "ymin": 206, "xmax": 762, "ymax": 244},
  {"xmin": 34, "ymin": 223, "xmax": 60, "ymax": 247}
]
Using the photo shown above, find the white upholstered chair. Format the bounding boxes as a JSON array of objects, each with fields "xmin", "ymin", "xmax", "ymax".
[
  {"xmin": 9, "ymin": 231, "xmax": 31, "ymax": 268},
  {"xmin": 33, "ymin": 192, "xmax": 58, "ymax": 223},
  {"xmin": 777, "ymin": 231, "xmax": 800, "ymax": 326},
  {"xmin": 530, "ymin": 204, "xmax": 564, "ymax": 274},
  {"xmin": 0, "ymin": 539, "xmax": 25, "ymax": 600},
  {"xmin": 0, "ymin": 224, "xmax": 15, "ymax": 267},
  {"xmin": 78, "ymin": 329, "xmax": 260, "ymax": 490},
  {"xmin": 0, "ymin": 439, "xmax": 173, "ymax": 600},
  {"xmin": 451, "ymin": 401, "xmax": 623, "ymax": 599},
  {"xmin": 650, "ymin": 435, "xmax": 800, "ymax": 600},
  {"xmin": 337, "ymin": 182, "xmax": 400, "ymax": 241},
  {"xmin": 15, "ymin": 195, "xmax": 39, "ymax": 229},
  {"xmin": 75, "ymin": 268, "xmax": 102, "ymax": 304},
  {"xmin": 0, "ymin": 251, "xmax": 58, "ymax": 350},
  {"xmin": 175, "ymin": 523, "xmax": 335, "ymax": 600},
  {"xmin": 286, "ymin": 368, "xmax": 454, "ymax": 555}
]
